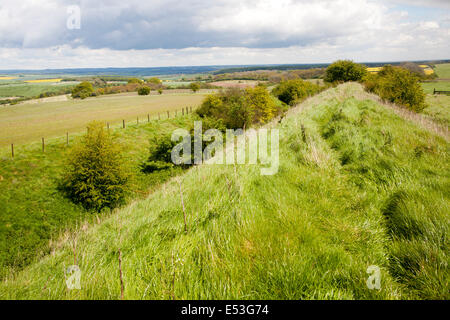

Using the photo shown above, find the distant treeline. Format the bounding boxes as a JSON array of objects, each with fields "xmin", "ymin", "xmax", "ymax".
[{"xmin": 212, "ymin": 59, "xmax": 450, "ymax": 75}]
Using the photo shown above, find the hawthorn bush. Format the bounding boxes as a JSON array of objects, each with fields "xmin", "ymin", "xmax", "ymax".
[
  {"xmin": 364, "ymin": 65, "xmax": 426, "ymax": 112},
  {"xmin": 61, "ymin": 122, "xmax": 130, "ymax": 212},
  {"xmin": 196, "ymin": 87, "xmax": 280, "ymax": 129},
  {"xmin": 272, "ymin": 79, "xmax": 323, "ymax": 106},
  {"xmin": 71, "ymin": 81, "xmax": 94, "ymax": 99},
  {"xmin": 325, "ymin": 60, "xmax": 367, "ymax": 83},
  {"xmin": 138, "ymin": 86, "xmax": 151, "ymax": 95}
]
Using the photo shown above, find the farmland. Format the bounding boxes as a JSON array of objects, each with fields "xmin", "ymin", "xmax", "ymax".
[
  {"xmin": 434, "ymin": 63, "xmax": 450, "ymax": 78},
  {"xmin": 1, "ymin": 83, "xmax": 448, "ymax": 299},
  {"xmin": 0, "ymin": 91, "xmax": 209, "ymax": 147},
  {"xmin": 0, "ymin": 82, "xmax": 77, "ymax": 99}
]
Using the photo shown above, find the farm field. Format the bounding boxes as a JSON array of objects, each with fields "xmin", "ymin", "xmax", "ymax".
[
  {"xmin": 434, "ymin": 63, "xmax": 450, "ymax": 79},
  {"xmin": 0, "ymin": 115, "xmax": 194, "ymax": 279},
  {"xmin": 1, "ymin": 83, "xmax": 448, "ymax": 299},
  {"xmin": 0, "ymin": 91, "xmax": 209, "ymax": 147},
  {"xmin": 421, "ymin": 81, "xmax": 450, "ymax": 94},
  {"xmin": 209, "ymin": 80, "xmax": 262, "ymax": 88},
  {"xmin": 0, "ymin": 82, "xmax": 77, "ymax": 99}
]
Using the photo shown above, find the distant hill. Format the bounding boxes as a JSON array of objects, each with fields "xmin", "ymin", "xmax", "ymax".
[{"xmin": 1, "ymin": 60, "xmax": 449, "ymax": 77}]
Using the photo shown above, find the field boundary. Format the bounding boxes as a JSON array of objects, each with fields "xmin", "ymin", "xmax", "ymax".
[{"xmin": 3, "ymin": 106, "xmax": 196, "ymax": 159}]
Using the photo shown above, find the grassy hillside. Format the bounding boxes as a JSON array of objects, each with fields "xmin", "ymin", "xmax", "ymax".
[
  {"xmin": 434, "ymin": 63, "xmax": 450, "ymax": 78},
  {"xmin": 0, "ymin": 91, "xmax": 207, "ymax": 147},
  {"xmin": 0, "ymin": 116, "xmax": 195, "ymax": 279},
  {"xmin": 1, "ymin": 83, "xmax": 448, "ymax": 299}
]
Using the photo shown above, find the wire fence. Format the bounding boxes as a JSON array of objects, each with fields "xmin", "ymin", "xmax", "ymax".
[{"xmin": 6, "ymin": 105, "xmax": 195, "ymax": 159}]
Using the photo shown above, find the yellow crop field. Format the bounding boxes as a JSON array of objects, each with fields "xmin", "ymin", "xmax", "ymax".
[
  {"xmin": 367, "ymin": 67, "xmax": 383, "ymax": 73},
  {"xmin": 24, "ymin": 78, "xmax": 63, "ymax": 83},
  {"xmin": 0, "ymin": 76, "xmax": 17, "ymax": 80}
]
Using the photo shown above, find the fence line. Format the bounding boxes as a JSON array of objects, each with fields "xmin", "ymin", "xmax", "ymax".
[
  {"xmin": 433, "ymin": 88, "xmax": 450, "ymax": 95},
  {"xmin": 5, "ymin": 106, "xmax": 197, "ymax": 159}
]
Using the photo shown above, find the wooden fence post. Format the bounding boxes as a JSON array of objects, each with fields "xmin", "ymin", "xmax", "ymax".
[
  {"xmin": 182, "ymin": 108, "xmax": 185, "ymax": 116},
  {"xmin": 148, "ymin": 114, "xmax": 150, "ymax": 122},
  {"xmin": 66, "ymin": 132, "xmax": 69, "ymax": 146},
  {"xmin": 167, "ymin": 111, "xmax": 170, "ymax": 118},
  {"xmin": 42, "ymin": 138, "xmax": 45, "ymax": 152},
  {"xmin": 11, "ymin": 144, "xmax": 14, "ymax": 159},
  {"xmin": 123, "ymin": 120, "xmax": 125, "ymax": 128}
]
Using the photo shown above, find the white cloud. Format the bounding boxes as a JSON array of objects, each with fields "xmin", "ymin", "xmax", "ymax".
[{"xmin": 0, "ymin": 0, "xmax": 448, "ymax": 68}]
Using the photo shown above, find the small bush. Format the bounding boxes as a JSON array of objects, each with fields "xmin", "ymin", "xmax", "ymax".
[
  {"xmin": 190, "ymin": 82, "xmax": 201, "ymax": 93},
  {"xmin": 272, "ymin": 79, "xmax": 322, "ymax": 106},
  {"xmin": 128, "ymin": 78, "xmax": 144, "ymax": 84},
  {"xmin": 138, "ymin": 86, "xmax": 151, "ymax": 95},
  {"xmin": 196, "ymin": 87, "xmax": 280, "ymax": 128},
  {"xmin": 325, "ymin": 60, "xmax": 367, "ymax": 83},
  {"xmin": 364, "ymin": 66, "xmax": 426, "ymax": 112},
  {"xmin": 71, "ymin": 81, "xmax": 94, "ymax": 99},
  {"xmin": 146, "ymin": 77, "xmax": 162, "ymax": 85},
  {"xmin": 61, "ymin": 121, "xmax": 129, "ymax": 212}
]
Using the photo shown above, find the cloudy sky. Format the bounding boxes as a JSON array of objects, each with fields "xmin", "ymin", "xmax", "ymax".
[{"xmin": 0, "ymin": 0, "xmax": 449, "ymax": 69}]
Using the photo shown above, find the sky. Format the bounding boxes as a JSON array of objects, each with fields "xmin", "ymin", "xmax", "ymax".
[{"xmin": 0, "ymin": 0, "xmax": 449, "ymax": 69}]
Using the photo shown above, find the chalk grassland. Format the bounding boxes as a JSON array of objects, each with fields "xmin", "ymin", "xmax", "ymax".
[
  {"xmin": 0, "ymin": 116, "xmax": 193, "ymax": 279},
  {"xmin": 421, "ymin": 81, "xmax": 450, "ymax": 127},
  {"xmin": 0, "ymin": 91, "xmax": 208, "ymax": 147},
  {"xmin": 1, "ymin": 83, "xmax": 448, "ymax": 299},
  {"xmin": 434, "ymin": 63, "xmax": 450, "ymax": 79}
]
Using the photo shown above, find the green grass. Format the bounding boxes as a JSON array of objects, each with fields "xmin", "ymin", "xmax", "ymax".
[
  {"xmin": 423, "ymin": 95, "xmax": 450, "ymax": 127},
  {"xmin": 0, "ymin": 92, "xmax": 207, "ymax": 147},
  {"xmin": 0, "ymin": 115, "xmax": 195, "ymax": 279},
  {"xmin": 434, "ymin": 64, "xmax": 450, "ymax": 79},
  {"xmin": 421, "ymin": 81, "xmax": 450, "ymax": 94},
  {"xmin": 1, "ymin": 83, "xmax": 448, "ymax": 299},
  {"xmin": 0, "ymin": 83, "xmax": 76, "ymax": 99},
  {"xmin": 420, "ymin": 81, "xmax": 450, "ymax": 127}
]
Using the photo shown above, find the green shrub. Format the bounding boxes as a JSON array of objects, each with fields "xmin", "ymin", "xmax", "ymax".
[
  {"xmin": 190, "ymin": 82, "xmax": 201, "ymax": 93},
  {"xmin": 272, "ymin": 79, "xmax": 322, "ymax": 106},
  {"xmin": 138, "ymin": 86, "xmax": 151, "ymax": 95},
  {"xmin": 146, "ymin": 77, "xmax": 162, "ymax": 85},
  {"xmin": 71, "ymin": 81, "xmax": 94, "ymax": 99},
  {"xmin": 128, "ymin": 78, "xmax": 144, "ymax": 84},
  {"xmin": 196, "ymin": 87, "xmax": 280, "ymax": 128},
  {"xmin": 61, "ymin": 121, "xmax": 130, "ymax": 212},
  {"xmin": 364, "ymin": 66, "xmax": 426, "ymax": 112},
  {"xmin": 325, "ymin": 60, "xmax": 367, "ymax": 83}
]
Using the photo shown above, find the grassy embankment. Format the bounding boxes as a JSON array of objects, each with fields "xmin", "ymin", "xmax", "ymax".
[
  {"xmin": 0, "ymin": 113, "xmax": 200, "ymax": 279},
  {"xmin": 0, "ymin": 91, "xmax": 208, "ymax": 147},
  {"xmin": 1, "ymin": 83, "xmax": 448, "ymax": 299}
]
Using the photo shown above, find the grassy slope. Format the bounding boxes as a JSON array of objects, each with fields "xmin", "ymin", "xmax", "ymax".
[
  {"xmin": 0, "ymin": 92, "xmax": 207, "ymax": 147},
  {"xmin": 1, "ymin": 84, "xmax": 448, "ymax": 300},
  {"xmin": 434, "ymin": 63, "xmax": 450, "ymax": 79},
  {"xmin": 0, "ymin": 116, "xmax": 195, "ymax": 279}
]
